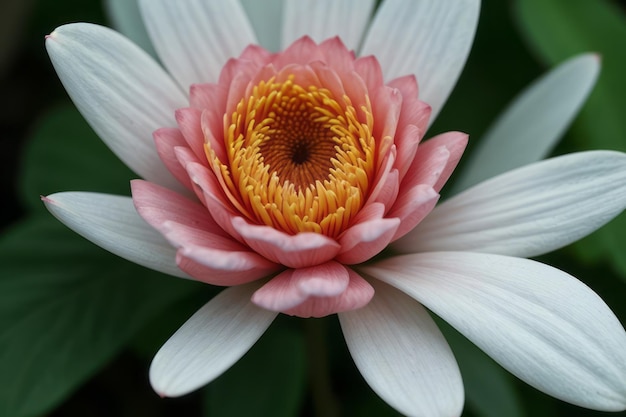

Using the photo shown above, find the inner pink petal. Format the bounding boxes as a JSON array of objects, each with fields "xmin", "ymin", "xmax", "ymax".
[
  {"xmin": 232, "ymin": 217, "xmax": 341, "ymax": 268},
  {"xmin": 153, "ymin": 128, "xmax": 195, "ymax": 191},
  {"xmin": 131, "ymin": 179, "xmax": 222, "ymax": 235},
  {"xmin": 284, "ymin": 268, "xmax": 375, "ymax": 318},
  {"xmin": 293, "ymin": 261, "xmax": 350, "ymax": 297},
  {"xmin": 388, "ymin": 184, "xmax": 440, "ymax": 242},
  {"xmin": 336, "ymin": 218, "xmax": 400, "ymax": 265},
  {"xmin": 175, "ymin": 108, "xmax": 208, "ymax": 161},
  {"xmin": 176, "ymin": 249, "xmax": 279, "ymax": 286}
]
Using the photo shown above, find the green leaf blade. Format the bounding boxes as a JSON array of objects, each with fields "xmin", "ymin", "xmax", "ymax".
[{"xmin": 0, "ymin": 217, "xmax": 199, "ymax": 417}]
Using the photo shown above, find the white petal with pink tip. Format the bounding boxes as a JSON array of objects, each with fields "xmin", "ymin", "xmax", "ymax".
[
  {"xmin": 150, "ymin": 283, "xmax": 277, "ymax": 397},
  {"xmin": 365, "ymin": 252, "xmax": 626, "ymax": 411},
  {"xmin": 138, "ymin": 0, "xmax": 257, "ymax": 88},
  {"xmin": 46, "ymin": 23, "xmax": 186, "ymax": 192},
  {"xmin": 397, "ymin": 151, "xmax": 626, "ymax": 257},
  {"xmin": 339, "ymin": 281, "xmax": 464, "ymax": 417},
  {"xmin": 43, "ymin": 192, "xmax": 185, "ymax": 278},
  {"xmin": 281, "ymin": 0, "xmax": 376, "ymax": 52},
  {"xmin": 361, "ymin": 0, "xmax": 480, "ymax": 122}
]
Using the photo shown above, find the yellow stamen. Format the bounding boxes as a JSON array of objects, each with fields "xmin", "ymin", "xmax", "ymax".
[{"xmin": 206, "ymin": 75, "xmax": 376, "ymax": 237}]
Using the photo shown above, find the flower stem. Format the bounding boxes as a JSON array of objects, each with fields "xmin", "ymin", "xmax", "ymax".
[{"xmin": 305, "ymin": 318, "xmax": 340, "ymax": 417}]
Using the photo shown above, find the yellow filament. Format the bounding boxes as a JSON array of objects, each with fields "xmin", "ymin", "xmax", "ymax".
[{"xmin": 206, "ymin": 75, "xmax": 376, "ymax": 237}]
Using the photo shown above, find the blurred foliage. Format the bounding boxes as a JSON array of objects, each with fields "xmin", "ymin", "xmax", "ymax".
[
  {"xmin": 0, "ymin": 0, "xmax": 625, "ymax": 416},
  {"xmin": 205, "ymin": 317, "xmax": 307, "ymax": 417},
  {"xmin": 0, "ymin": 217, "xmax": 200, "ymax": 417},
  {"xmin": 514, "ymin": 0, "xmax": 626, "ymax": 281},
  {"xmin": 19, "ymin": 105, "xmax": 135, "ymax": 212}
]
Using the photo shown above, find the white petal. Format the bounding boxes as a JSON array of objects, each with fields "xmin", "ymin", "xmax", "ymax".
[
  {"xmin": 397, "ymin": 151, "xmax": 626, "ymax": 257},
  {"xmin": 138, "ymin": 0, "xmax": 257, "ymax": 88},
  {"xmin": 239, "ymin": 0, "xmax": 284, "ymax": 52},
  {"xmin": 364, "ymin": 252, "xmax": 626, "ymax": 411},
  {"xmin": 150, "ymin": 283, "xmax": 277, "ymax": 396},
  {"xmin": 339, "ymin": 281, "xmax": 463, "ymax": 417},
  {"xmin": 43, "ymin": 192, "xmax": 187, "ymax": 278},
  {"xmin": 453, "ymin": 54, "xmax": 601, "ymax": 192},
  {"xmin": 104, "ymin": 0, "xmax": 157, "ymax": 56},
  {"xmin": 360, "ymin": 0, "xmax": 480, "ymax": 123},
  {"xmin": 46, "ymin": 23, "xmax": 187, "ymax": 191},
  {"xmin": 281, "ymin": 0, "xmax": 376, "ymax": 51}
]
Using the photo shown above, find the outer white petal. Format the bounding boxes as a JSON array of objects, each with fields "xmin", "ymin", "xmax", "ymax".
[
  {"xmin": 361, "ymin": 0, "xmax": 480, "ymax": 123},
  {"xmin": 453, "ymin": 54, "xmax": 601, "ymax": 192},
  {"xmin": 339, "ymin": 281, "xmax": 463, "ymax": 417},
  {"xmin": 364, "ymin": 252, "xmax": 626, "ymax": 411},
  {"xmin": 46, "ymin": 23, "xmax": 187, "ymax": 192},
  {"xmin": 150, "ymin": 283, "xmax": 277, "ymax": 396},
  {"xmin": 43, "ymin": 192, "xmax": 187, "ymax": 278},
  {"xmin": 240, "ymin": 0, "xmax": 284, "ymax": 52},
  {"xmin": 104, "ymin": 0, "xmax": 157, "ymax": 56},
  {"xmin": 281, "ymin": 0, "xmax": 376, "ymax": 51},
  {"xmin": 138, "ymin": 0, "xmax": 257, "ymax": 88},
  {"xmin": 396, "ymin": 151, "xmax": 626, "ymax": 257}
]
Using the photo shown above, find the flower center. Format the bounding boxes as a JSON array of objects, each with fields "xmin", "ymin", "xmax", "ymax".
[{"xmin": 206, "ymin": 74, "xmax": 376, "ymax": 237}]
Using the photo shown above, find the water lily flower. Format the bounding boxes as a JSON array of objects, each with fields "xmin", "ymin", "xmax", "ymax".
[{"xmin": 43, "ymin": 0, "xmax": 626, "ymax": 416}]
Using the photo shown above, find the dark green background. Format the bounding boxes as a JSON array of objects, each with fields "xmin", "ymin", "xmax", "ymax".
[{"xmin": 1, "ymin": 1, "xmax": 625, "ymax": 416}]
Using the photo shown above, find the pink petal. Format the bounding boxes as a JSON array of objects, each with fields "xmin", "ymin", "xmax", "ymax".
[
  {"xmin": 373, "ymin": 169, "xmax": 400, "ymax": 212},
  {"xmin": 367, "ymin": 146, "xmax": 397, "ymax": 205},
  {"xmin": 131, "ymin": 179, "xmax": 223, "ymax": 235},
  {"xmin": 318, "ymin": 37, "xmax": 357, "ymax": 74},
  {"xmin": 217, "ymin": 48, "xmax": 267, "ymax": 86},
  {"xmin": 153, "ymin": 128, "xmax": 195, "ymax": 191},
  {"xmin": 388, "ymin": 74, "xmax": 419, "ymax": 103},
  {"xmin": 271, "ymin": 36, "xmax": 324, "ymax": 68},
  {"xmin": 189, "ymin": 82, "xmax": 227, "ymax": 110},
  {"xmin": 371, "ymin": 85, "xmax": 403, "ymax": 155},
  {"xmin": 295, "ymin": 261, "xmax": 350, "ymax": 297},
  {"xmin": 232, "ymin": 217, "xmax": 341, "ymax": 268},
  {"xmin": 251, "ymin": 261, "xmax": 350, "ymax": 312},
  {"xmin": 200, "ymin": 108, "xmax": 228, "ymax": 163},
  {"xmin": 308, "ymin": 61, "xmax": 347, "ymax": 104},
  {"xmin": 400, "ymin": 145, "xmax": 450, "ymax": 191},
  {"xmin": 336, "ymin": 218, "xmax": 400, "ymax": 264},
  {"xmin": 354, "ymin": 55, "xmax": 384, "ymax": 95},
  {"xmin": 392, "ymin": 124, "xmax": 423, "ymax": 181},
  {"xmin": 388, "ymin": 184, "xmax": 440, "ymax": 242},
  {"xmin": 133, "ymin": 180, "xmax": 280, "ymax": 284},
  {"xmin": 161, "ymin": 220, "xmax": 249, "ymax": 253},
  {"xmin": 174, "ymin": 147, "xmax": 210, "ymax": 206},
  {"xmin": 351, "ymin": 201, "xmax": 385, "ymax": 224},
  {"xmin": 251, "ymin": 269, "xmax": 306, "ymax": 311},
  {"xmin": 175, "ymin": 247, "xmax": 279, "ymax": 286},
  {"xmin": 237, "ymin": 44, "xmax": 272, "ymax": 65},
  {"xmin": 432, "ymin": 132, "xmax": 468, "ymax": 192},
  {"xmin": 284, "ymin": 269, "xmax": 375, "ymax": 318},
  {"xmin": 183, "ymin": 161, "xmax": 246, "ymax": 242},
  {"xmin": 403, "ymin": 132, "xmax": 468, "ymax": 192},
  {"xmin": 171, "ymin": 149, "xmax": 239, "ymax": 237},
  {"xmin": 175, "ymin": 108, "xmax": 207, "ymax": 161}
]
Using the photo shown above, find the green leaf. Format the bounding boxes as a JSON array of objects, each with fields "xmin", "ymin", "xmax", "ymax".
[
  {"xmin": 205, "ymin": 318, "xmax": 306, "ymax": 417},
  {"xmin": 19, "ymin": 105, "xmax": 135, "ymax": 213},
  {"xmin": 436, "ymin": 319, "xmax": 526, "ymax": 417},
  {"xmin": 0, "ymin": 216, "xmax": 199, "ymax": 417},
  {"xmin": 514, "ymin": 0, "xmax": 626, "ymax": 280},
  {"xmin": 514, "ymin": 0, "xmax": 626, "ymax": 151}
]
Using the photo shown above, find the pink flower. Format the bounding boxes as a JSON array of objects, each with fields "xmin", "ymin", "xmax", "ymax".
[
  {"xmin": 127, "ymin": 34, "xmax": 465, "ymax": 319},
  {"xmin": 43, "ymin": 0, "xmax": 626, "ymax": 415}
]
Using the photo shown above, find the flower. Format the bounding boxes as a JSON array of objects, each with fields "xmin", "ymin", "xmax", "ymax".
[{"xmin": 43, "ymin": 0, "xmax": 626, "ymax": 416}]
